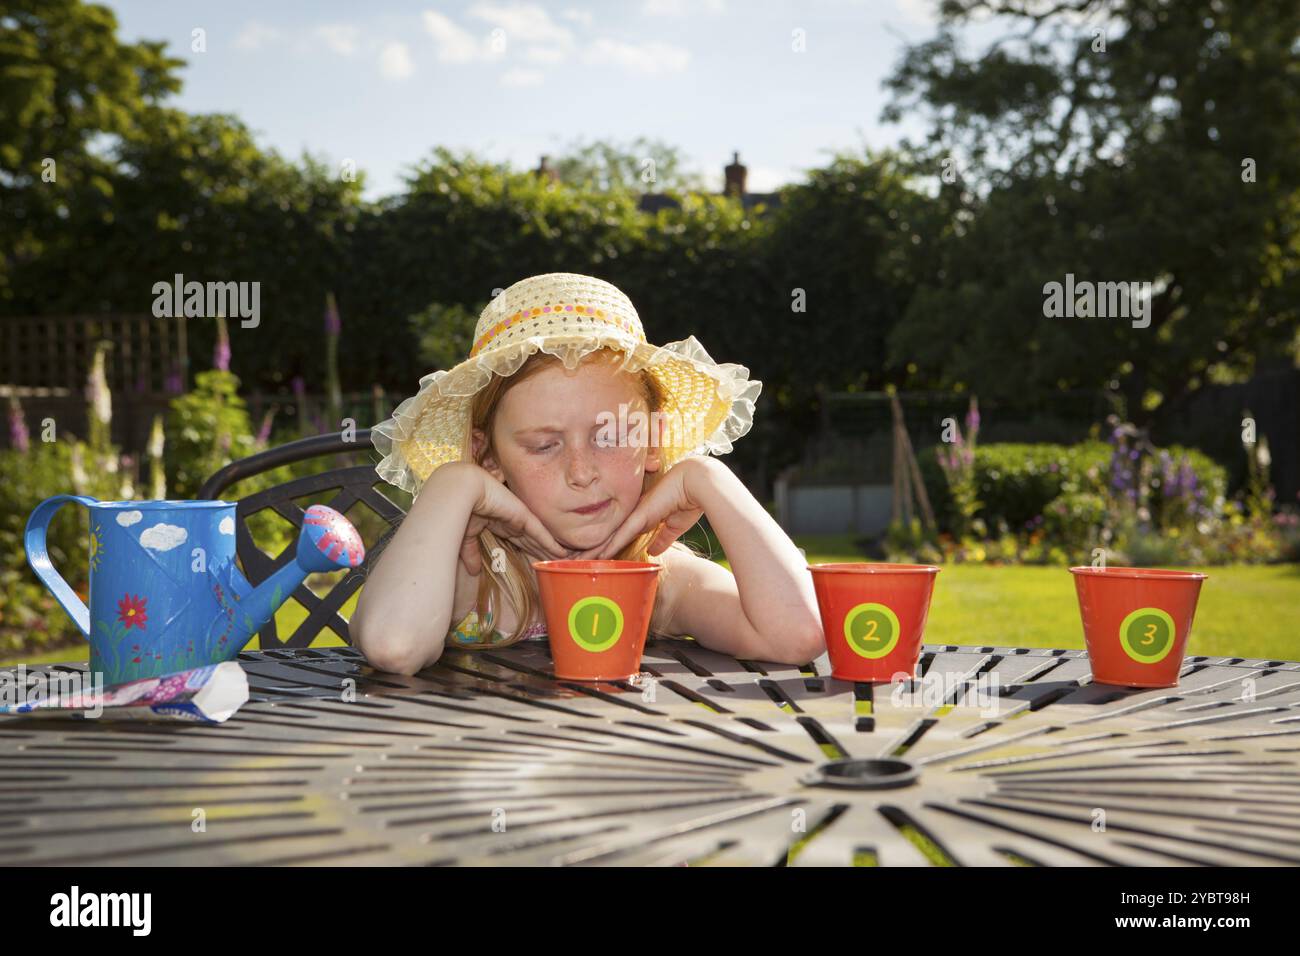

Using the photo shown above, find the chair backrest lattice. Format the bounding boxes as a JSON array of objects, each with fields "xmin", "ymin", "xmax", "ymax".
[{"xmin": 199, "ymin": 429, "xmax": 407, "ymax": 650}]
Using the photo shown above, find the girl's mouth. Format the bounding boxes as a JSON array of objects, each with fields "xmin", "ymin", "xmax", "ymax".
[{"xmin": 571, "ymin": 498, "xmax": 611, "ymax": 516}]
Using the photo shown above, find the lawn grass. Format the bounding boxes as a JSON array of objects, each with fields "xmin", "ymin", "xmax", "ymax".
[
  {"xmin": 6, "ymin": 534, "xmax": 1297, "ymax": 665},
  {"xmin": 906, "ymin": 562, "xmax": 1298, "ymax": 659},
  {"xmin": 734, "ymin": 535, "xmax": 1300, "ymax": 660}
]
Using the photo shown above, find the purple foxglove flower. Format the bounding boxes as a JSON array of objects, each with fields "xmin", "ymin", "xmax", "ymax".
[
  {"xmin": 213, "ymin": 315, "xmax": 231, "ymax": 372},
  {"xmin": 325, "ymin": 292, "xmax": 341, "ymax": 336},
  {"xmin": 8, "ymin": 399, "xmax": 29, "ymax": 453},
  {"xmin": 256, "ymin": 409, "xmax": 275, "ymax": 446}
]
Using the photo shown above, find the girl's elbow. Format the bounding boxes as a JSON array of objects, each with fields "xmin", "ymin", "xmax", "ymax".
[
  {"xmin": 352, "ymin": 618, "xmax": 442, "ymax": 676},
  {"xmin": 800, "ymin": 631, "xmax": 828, "ymax": 664},
  {"xmin": 365, "ymin": 639, "xmax": 441, "ymax": 676},
  {"xmin": 754, "ymin": 624, "xmax": 825, "ymax": 666},
  {"xmin": 780, "ymin": 634, "xmax": 826, "ymax": 666}
]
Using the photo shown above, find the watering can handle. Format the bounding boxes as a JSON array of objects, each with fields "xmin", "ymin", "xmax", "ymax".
[{"xmin": 24, "ymin": 494, "xmax": 99, "ymax": 639}]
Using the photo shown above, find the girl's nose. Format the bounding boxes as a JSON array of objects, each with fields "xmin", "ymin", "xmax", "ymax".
[{"xmin": 565, "ymin": 446, "xmax": 598, "ymax": 485}]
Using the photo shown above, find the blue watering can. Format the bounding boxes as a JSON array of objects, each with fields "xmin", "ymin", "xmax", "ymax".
[{"xmin": 25, "ymin": 497, "xmax": 365, "ymax": 685}]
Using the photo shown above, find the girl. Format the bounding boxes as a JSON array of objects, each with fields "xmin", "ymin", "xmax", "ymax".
[{"xmin": 352, "ymin": 273, "xmax": 824, "ymax": 676}]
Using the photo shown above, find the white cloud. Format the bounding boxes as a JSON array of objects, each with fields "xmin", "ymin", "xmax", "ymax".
[
  {"xmin": 893, "ymin": 0, "xmax": 939, "ymax": 26},
  {"xmin": 524, "ymin": 46, "xmax": 565, "ymax": 64},
  {"xmin": 379, "ymin": 42, "xmax": 415, "ymax": 79},
  {"xmin": 423, "ymin": 10, "xmax": 485, "ymax": 62},
  {"xmin": 140, "ymin": 523, "xmax": 188, "ymax": 552},
  {"xmin": 219, "ymin": 516, "xmax": 235, "ymax": 535},
  {"xmin": 116, "ymin": 510, "xmax": 142, "ymax": 527},
  {"xmin": 641, "ymin": 0, "xmax": 726, "ymax": 16},
  {"xmin": 235, "ymin": 21, "xmax": 279, "ymax": 51},
  {"xmin": 585, "ymin": 37, "xmax": 690, "ymax": 74},
  {"xmin": 561, "ymin": 8, "xmax": 594, "ymax": 27},
  {"xmin": 467, "ymin": 2, "xmax": 576, "ymax": 47},
  {"xmin": 501, "ymin": 67, "xmax": 546, "ymax": 87},
  {"xmin": 316, "ymin": 24, "xmax": 359, "ymax": 56},
  {"xmin": 418, "ymin": 4, "xmax": 683, "ymax": 82}
]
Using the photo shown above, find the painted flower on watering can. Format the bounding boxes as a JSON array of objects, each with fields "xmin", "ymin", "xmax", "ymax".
[{"xmin": 116, "ymin": 593, "xmax": 148, "ymax": 631}]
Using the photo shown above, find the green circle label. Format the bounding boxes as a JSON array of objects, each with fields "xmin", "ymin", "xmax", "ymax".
[
  {"xmin": 1119, "ymin": 607, "xmax": 1176, "ymax": 664},
  {"xmin": 843, "ymin": 603, "xmax": 900, "ymax": 659},
  {"xmin": 568, "ymin": 596, "xmax": 624, "ymax": 653}
]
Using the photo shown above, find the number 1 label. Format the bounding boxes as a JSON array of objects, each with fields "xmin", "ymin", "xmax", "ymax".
[{"xmin": 568, "ymin": 596, "xmax": 624, "ymax": 652}]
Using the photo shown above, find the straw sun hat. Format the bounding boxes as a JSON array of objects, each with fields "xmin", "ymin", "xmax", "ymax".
[{"xmin": 371, "ymin": 273, "xmax": 763, "ymax": 497}]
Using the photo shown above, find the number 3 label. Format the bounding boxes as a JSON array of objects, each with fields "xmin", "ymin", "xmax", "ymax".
[
  {"xmin": 843, "ymin": 603, "xmax": 900, "ymax": 659},
  {"xmin": 568, "ymin": 596, "xmax": 624, "ymax": 652},
  {"xmin": 1119, "ymin": 607, "xmax": 1176, "ymax": 664}
]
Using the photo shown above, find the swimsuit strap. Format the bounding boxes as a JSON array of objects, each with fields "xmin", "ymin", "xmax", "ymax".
[{"xmin": 449, "ymin": 608, "xmax": 548, "ymax": 646}]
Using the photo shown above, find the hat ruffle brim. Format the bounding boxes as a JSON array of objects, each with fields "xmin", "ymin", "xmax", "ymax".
[{"xmin": 372, "ymin": 331, "xmax": 761, "ymax": 497}]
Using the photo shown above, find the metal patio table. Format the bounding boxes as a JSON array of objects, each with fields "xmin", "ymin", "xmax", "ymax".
[{"xmin": 1, "ymin": 640, "xmax": 1298, "ymax": 866}]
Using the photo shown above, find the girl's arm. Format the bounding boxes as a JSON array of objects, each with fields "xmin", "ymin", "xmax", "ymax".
[
  {"xmin": 665, "ymin": 458, "xmax": 825, "ymax": 664},
  {"xmin": 352, "ymin": 461, "xmax": 572, "ymax": 675},
  {"xmin": 351, "ymin": 462, "xmax": 480, "ymax": 675}
]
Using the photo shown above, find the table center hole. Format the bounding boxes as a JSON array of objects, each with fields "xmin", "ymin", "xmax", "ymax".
[{"xmin": 803, "ymin": 757, "xmax": 919, "ymax": 790}]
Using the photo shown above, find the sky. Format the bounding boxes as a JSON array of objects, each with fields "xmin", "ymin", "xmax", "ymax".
[{"xmin": 106, "ymin": 0, "xmax": 956, "ymax": 202}]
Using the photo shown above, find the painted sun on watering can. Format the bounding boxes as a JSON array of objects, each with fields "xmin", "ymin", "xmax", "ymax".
[{"xmin": 25, "ymin": 497, "xmax": 365, "ymax": 686}]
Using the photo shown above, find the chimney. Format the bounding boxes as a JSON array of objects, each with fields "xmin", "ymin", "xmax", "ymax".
[
  {"xmin": 534, "ymin": 155, "xmax": 559, "ymax": 184},
  {"xmin": 723, "ymin": 150, "xmax": 747, "ymax": 198}
]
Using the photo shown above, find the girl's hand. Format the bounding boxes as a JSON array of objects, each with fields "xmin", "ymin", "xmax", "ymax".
[
  {"xmin": 453, "ymin": 462, "xmax": 573, "ymax": 574},
  {"xmin": 577, "ymin": 457, "xmax": 716, "ymax": 560}
]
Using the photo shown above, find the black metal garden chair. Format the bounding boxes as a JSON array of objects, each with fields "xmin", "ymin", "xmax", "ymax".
[{"xmin": 198, "ymin": 428, "xmax": 404, "ymax": 651}]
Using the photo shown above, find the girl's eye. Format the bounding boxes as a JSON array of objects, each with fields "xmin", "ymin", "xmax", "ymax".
[{"xmin": 528, "ymin": 433, "xmax": 607, "ymax": 454}]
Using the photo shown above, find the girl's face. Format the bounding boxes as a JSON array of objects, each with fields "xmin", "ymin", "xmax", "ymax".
[{"xmin": 474, "ymin": 359, "xmax": 664, "ymax": 553}]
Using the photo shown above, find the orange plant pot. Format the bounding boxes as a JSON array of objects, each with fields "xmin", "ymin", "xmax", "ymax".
[
  {"xmin": 1069, "ymin": 566, "xmax": 1208, "ymax": 688},
  {"xmin": 809, "ymin": 563, "xmax": 940, "ymax": 682},
  {"xmin": 532, "ymin": 560, "xmax": 661, "ymax": 681}
]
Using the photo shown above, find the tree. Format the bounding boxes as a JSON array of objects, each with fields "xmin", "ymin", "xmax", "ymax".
[
  {"xmin": 881, "ymin": 0, "xmax": 1300, "ymax": 422},
  {"xmin": 0, "ymin": 0, "xmax": 184, "ymax": 304},
  {"xmin": 548, "ymin": 136, "xmax": 709, "ymax": 193}
]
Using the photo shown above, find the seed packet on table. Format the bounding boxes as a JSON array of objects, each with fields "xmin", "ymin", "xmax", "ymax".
[{"xmin": 0, "ymin": 661, "xmax": 249, "ymax": 724}]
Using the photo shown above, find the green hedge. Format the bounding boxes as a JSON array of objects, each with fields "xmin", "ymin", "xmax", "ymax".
[{"xmin": 918, "ymin": 441, "xmax": 1228, "ymax": 534}]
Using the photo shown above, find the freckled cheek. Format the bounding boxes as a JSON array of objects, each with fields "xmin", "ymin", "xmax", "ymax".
[
  {"xmin": 505, "ymin": 462, "xmax": 558, "ymax": 505},
  {"xmin": 613, "ymin": 473, "xmax": 649, "ymax": 510}
]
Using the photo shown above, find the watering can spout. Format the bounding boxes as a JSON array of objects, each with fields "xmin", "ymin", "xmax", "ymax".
[{"xmin": 221, "ymin": 505, "xmax": 366, "ymax": 651}]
